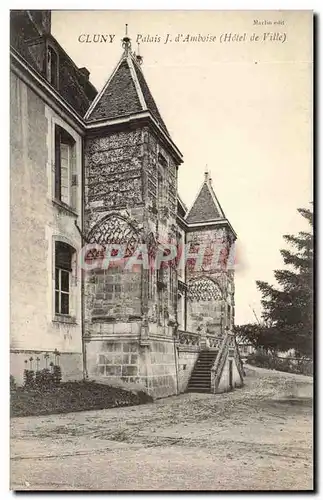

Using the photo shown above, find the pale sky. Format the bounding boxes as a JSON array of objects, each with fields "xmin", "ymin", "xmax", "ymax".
[{"xmin": 51, "ymin": 10, "xmax": 312, "ymax": 325}]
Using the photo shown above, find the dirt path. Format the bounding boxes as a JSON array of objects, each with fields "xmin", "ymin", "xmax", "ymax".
[{"xmin": 10, "ymin": 367, "xmax": 313, "ymax": 491}]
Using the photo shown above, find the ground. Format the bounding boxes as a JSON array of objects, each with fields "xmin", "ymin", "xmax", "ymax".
[{"xmin": 10, "ymin": 365, "xmax": 313, "ymax": 491}]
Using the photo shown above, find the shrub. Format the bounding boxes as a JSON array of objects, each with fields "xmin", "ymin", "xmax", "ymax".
[
  {"xmin": 23, "ymin": 365, "xmax": 63, "ymax": 392},
  {"xmin": 10, "ymin": 375, "xmax": 17, "ymax": 392},
  {"xmin": 23, "ymin": 369, "xmax": 35, "ymax": 390},
  {"xmin": 37, "ymin": 368, "xmax": 53, "ymax": 390},
  {"xmin": 247, "ymin": 351, "xmax": 273, "ymax": 369},
  {"xmin": 53, "ymin": 365, "xmax": 62, "ymax": 386},
  {"xmin": 246, "ymin": 350, "xmax": 312, "ymax": 375}
]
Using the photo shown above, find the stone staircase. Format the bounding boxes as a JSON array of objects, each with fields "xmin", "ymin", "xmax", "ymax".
[{"xmin": 186, "ymin": 350, "xmax": 219, "ymax": 393}]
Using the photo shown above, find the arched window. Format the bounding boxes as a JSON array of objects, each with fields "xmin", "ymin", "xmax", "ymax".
[{"xmin": 55, "ymin": 241, "xmax": 75, "ymax": 315}]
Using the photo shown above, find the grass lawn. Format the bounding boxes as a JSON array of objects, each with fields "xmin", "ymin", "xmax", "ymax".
[{"xmin": 11, "ymin": 381, "xmax": 153, "ymax": 417}]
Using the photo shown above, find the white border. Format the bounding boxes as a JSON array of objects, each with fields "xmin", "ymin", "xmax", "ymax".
[{"xmin": 3, "ymin": 3, "xmax": 319, "ymax": 499}]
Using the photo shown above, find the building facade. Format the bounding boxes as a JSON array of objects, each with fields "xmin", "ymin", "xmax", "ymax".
[{"xmin": 10, "ymin": 10, "xmax": 243, "ymax": 396}]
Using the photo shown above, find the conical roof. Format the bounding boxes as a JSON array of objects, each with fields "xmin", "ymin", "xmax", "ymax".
[
  {"xmin": 84, "ymin": 48, "xmax": 169, "ymax": 136},
  {"xmin": 185, "ymin": 172, "xmax": 226, "ymax": 224}
]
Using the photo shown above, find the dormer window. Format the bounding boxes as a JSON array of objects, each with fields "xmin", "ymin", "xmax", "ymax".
[{"xmin": 47, "ymin": 46, "xmax": 58, "ymax": 88}]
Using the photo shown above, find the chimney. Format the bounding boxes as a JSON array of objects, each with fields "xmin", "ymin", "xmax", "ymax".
[
  {"xmin": 28, "ymin": 10, "xmax": 51, "ymax": 35},
  {"xmin": 41, "ymin": 11, "xmax": 51, "ymax": 34},
  {"xmin": 79, "ymin": 67, "xmax": 90, "ymax": 81}
]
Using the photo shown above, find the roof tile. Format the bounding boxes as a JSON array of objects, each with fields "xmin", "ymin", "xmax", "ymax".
[{"xmin": 186, "ymin": 182, "xmax": 224, "ymax": 223}]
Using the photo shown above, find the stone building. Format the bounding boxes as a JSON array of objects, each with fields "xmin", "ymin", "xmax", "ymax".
[{"xmin": 10, "ymin": 10, "xmax": 244, "ymax": 396}]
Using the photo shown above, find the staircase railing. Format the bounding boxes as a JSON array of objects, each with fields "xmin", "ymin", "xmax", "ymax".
[
  {"xmin": 211, "ymin": 332, "xmax": 230, "ymax": 392},
  {"xmin": 206, "ymin": 334, "xmax": 222, "ymax": 349},
  {"xmin": 233, "ymin": 335, "xmax": 245, "ymax": 380},
  {"xmin": 176, "ymin": 329, "xmax": 200, "ymax": 347}
]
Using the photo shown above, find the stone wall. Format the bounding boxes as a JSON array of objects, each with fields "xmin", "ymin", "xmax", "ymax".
[
  {"xmin": 10, "ymin": 72, "xmax": 83, "ymax": 383},
  {"xmin": 85, "ymin": 337, "xmax": 178, "ymax": 398},
  {"xmin": 216, "ymin": 355, "xmax": 243, "ymax": 393},
  {"xmin": 144, "ymin": 130, "xmax": 179, "ymax": 334},
  {"xmin": 177, "ymin": 347, "xmax": 199, "ymax": 393},
  {"xmin": 83, "ymin": 124, "xmax": 181, "ymax": 397},
  {"xmin": 85, "ymin": 339, "xmax": 146, "ymax": 383},
  {"xmin": 10, "ymin": 350, "xmax": 83, "ymax": 386},
  {"xmin": 146, "ymin": 339, "xmax": 177, "ymax": 398},
  {"xmin": 186, "ymin": 226, "xmax": 235, "ymax": 334},
  {"xmin": 84, "ymin": 128, "xmax": 146, "ymax": 331}
]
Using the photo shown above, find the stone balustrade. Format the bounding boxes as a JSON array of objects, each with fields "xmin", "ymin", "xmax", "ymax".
[
  {"xmin": 176, "ymin": 329, "xmax": 201, "ymax": 346},
  {"xmin": 206, "ymin": 334, "xmax": 222, "ymax": 348}
]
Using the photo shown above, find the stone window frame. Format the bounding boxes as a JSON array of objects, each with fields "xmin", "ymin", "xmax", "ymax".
[
  {"xmin": 54, "ymin": 125, "xmax": 76, "ymax": 209},
  {"xmin": 52, "ymin": 235, "xmax": 79, "ymax": 325},
  {"xmin": 49, "ymin": 115, "xmax": 81, "ymax": 217}
]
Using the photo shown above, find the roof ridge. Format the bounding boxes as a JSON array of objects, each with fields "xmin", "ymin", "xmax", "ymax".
[
  {"xmin": 207, "ymin": 176, "xmax": 226, "ymax": 219},
  {"xmin": 126, "ymin": 54, "xmax": 147, "ymax": 111}
]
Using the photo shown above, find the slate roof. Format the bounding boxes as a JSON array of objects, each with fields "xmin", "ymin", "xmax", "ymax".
[
  {"xmin": 10, "ymin": 10, "xmax": 97, "ymax": 117},
  {"xmin": 185, "ymin": 175, "xmax": 226, "ymax": 224},
  {"xmin": 85, "ymin": 51, "xmax": 170, "ymax": 136}
]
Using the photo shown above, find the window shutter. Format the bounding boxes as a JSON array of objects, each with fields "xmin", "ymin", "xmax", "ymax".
[
  {"xmin": 54, "ymin": 126, "xmax": 61, "ymax": 200},
  {"xmin": 70, "ymin": 144, "xmax": 77, "ymax": 210}
]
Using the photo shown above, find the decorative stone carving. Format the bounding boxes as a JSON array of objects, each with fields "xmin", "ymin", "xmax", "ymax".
[
  {"xmin": 187, "ymin": 277, "xmax": 222, "ymax": 302},
  {"xmin": 176, "ymin": 330, "xmax": 200, "ymax": 346},
  {"xmin": 88, "ymin": 214, "xmax": 139, "ymax": 258}
]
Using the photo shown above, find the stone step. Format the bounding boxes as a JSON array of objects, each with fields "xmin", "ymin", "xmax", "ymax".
[
  {"xmin": 187, "ymin": 387, "xmax": 211, "ymax": 393},
  {"xmin": 188, "ymin": 385, "xmax": 211, "ymax": 390},
  {"xmin": 187, "ymin": 386, "xmax": 211, "ymax": 392},
  {"xmin": 189, "ymin": 379, "xmax": 210, "ymax": 384},
  {"xmin": 188, "ymin": 379, "xmax": 211, "ymax": 385},
  {"xmin": 186, "ymin": 349, "xmax": 220, "ymax": 394}
]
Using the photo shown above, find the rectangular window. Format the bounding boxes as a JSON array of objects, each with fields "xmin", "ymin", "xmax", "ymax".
[
  {"xmin": 55, "ymin": 242, "xmax": 74, "ymax": 316},
  {"xmin": 60, "ymin": 143, "xmax": 71, "ymax": 205},
  {"xmin": 54, "ymin": 126, "xmax": 76, "ymax": 207},
  {"xmin": 55, "ymin": 268, "xmax": 70, "ymax": 314}
]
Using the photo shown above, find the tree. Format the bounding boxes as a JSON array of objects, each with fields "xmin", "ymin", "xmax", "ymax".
[
  {"xmin": 234, "ymin": 323, "xmax": 281, "ymax": 353},
  {"xmin": 255, "ymin": 207, "xmax": 313, "ymax": 357}
]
